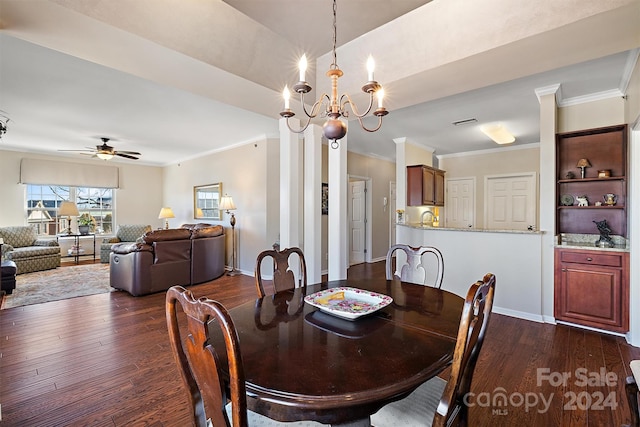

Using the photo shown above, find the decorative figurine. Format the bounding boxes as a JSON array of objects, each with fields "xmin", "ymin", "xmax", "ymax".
[
  {"xmin": 565, "ymin": 171, "xmax": 575, "ymax": 179},
  {"xmin": 576, "ymin": 195, "xmax": 589, "ymax": 206},
  {"xmin": 593, "ymin": 219, "xmax": 613, "ymax": 248}
]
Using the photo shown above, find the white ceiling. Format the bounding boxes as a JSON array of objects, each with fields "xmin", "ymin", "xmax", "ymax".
[{"xmin": 0, "ymin": 0, "xmax": 638, "ymax": 166}]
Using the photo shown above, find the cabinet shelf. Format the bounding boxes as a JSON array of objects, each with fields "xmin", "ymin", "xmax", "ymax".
[
  {"xmin": 557, "ymin": 205, "xmax": 624, "ymax": 210},
  {"xmin": 558, "ymin": 176, "xmax": 625, "ymax": 184},
  {"xmin": 555, "ymin": 124, "xmax": 627, "ymax": 236}
]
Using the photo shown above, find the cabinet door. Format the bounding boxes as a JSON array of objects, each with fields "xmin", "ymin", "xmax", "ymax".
[
  {"xmin": 434, "ymin": 171, "xmax": 445, "ymax": 206},
  {"xmin": 554, "ymin": 250, "xmax": 628, "ymax": 333},
  {"xmin": 422, "ymin": 167, "xmax": 435, "ymax": 205},
  {"xmin": 406, "ymin": 166, "xmax": 424, "ymax": 206}
]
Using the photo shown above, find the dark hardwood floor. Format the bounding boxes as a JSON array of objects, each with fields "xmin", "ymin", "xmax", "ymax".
[{"xmin": 1, "ymin": 261, "xmax": 638, "ymax": 426}]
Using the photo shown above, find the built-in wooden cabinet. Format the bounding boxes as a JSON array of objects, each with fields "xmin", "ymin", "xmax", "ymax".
[
  {"xmin": 554, "ymin": 248, "xmax": 629, "ymax": 333},
  {"xmin": 554, "ymin": 124, "xmax": 629, "ymax": 333},
  {"xmin": 407, "ymin": 165, "xmax": 445, "ymax": 206},
  {"xmin": 556, "ymin": 124, "xmax": 627, "ymax": 236}
]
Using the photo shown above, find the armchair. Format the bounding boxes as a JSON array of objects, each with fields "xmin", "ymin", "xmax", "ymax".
[{"xmin": 100, "ymin": 224, "xmax": 152, "ymax": 263}]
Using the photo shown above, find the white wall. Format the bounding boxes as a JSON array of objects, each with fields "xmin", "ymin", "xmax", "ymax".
[
  {"xmin": 397, "ymin": 225, "xmax": 543, "ymax": 321},
  {"xmin": 161, "ymin": 138, "xmax": 272, "ymax": 275}
]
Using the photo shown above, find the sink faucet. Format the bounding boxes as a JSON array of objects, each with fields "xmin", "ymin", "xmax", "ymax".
[{"xmin": 421, "ymin": 210, "xmax": 436, "ymax": 226}]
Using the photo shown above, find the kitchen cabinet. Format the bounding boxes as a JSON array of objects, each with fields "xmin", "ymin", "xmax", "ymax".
[
  {"xmin": 407, "ymin": 165, "xmax": 445, "ymax": 206},
  {"xmin": 556, "ymin": 124, "xmax": 627, "ymax": 236},
  {"xmin": 554, "ymin": 248, "xmax": 629, "ymax": 333}
]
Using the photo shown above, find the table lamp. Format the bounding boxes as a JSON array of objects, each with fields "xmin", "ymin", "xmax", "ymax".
[
  {"xmin": 59, "ymin": 201, "xmax": 79, "ymax": 235},
  {"xmin": 158, "ymin": 207, "xmax": 175, "ymax": 229},
  {"xmin": 219, "ymin": 194, "xmax": 240, "ymax": 276},
  {"xmin": 576, "ymin": 158, "xmax": 591, "ymax": 179}
]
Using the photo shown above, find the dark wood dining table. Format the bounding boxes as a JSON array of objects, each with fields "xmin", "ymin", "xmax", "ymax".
[{"xmin": 226, "ymin": 277, "xmax": 464, "ymax": 426}]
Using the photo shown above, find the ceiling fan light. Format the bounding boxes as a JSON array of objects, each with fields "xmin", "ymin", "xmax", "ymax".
[
  {"xmin": 96, "ymin": 152, "xmax": 114, "ymax": 160},
  {"xmin": 480, "ymin": 124, "xmax": 515, "ymax": 144}
]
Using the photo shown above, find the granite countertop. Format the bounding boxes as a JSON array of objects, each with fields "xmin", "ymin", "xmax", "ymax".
[
  {"xmin": 398, "ymin": 223, "xmax": 542, "ymax": 235},
  {"xmin": 556, "ymin": 233, "xmax": 629, "ymax": 252}
]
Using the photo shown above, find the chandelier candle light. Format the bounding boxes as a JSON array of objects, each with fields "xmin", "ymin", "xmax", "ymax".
[{"xmin": 280, "ymin": 0, "xmax": 388, "ymax": 149}]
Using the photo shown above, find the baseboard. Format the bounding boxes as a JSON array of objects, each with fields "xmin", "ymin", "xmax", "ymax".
[{"xmin": 492, "ymin": 305, "xmax": 544, "ymax": 323}]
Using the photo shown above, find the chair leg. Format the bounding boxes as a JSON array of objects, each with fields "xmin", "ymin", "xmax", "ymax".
[{"xmin": 626, "ymin": 376, "xmax": 639, "ymax": 427}]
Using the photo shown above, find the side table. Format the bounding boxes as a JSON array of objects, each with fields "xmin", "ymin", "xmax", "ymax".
[{"xmin": 57, "ymin": 233, "xmax": 96, "ymax": 264}]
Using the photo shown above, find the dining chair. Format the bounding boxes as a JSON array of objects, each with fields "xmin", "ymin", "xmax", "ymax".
[
  {"xmin": 255, "ymin": 246, "xmax": 307, "ymax": 298},
  {"xmin": 166, "ymin": 285, "xmax": 324, "ymax": 427},
  {"xmin": 385, "ymin": 244, "xmax": 444, "ymax": 288},
  {"xmin": 370, "ymin": 273, "xmax": 496, "ymax": 427},
  {"xmin": 626, "ymin": 360, "xmax": 640, "ymax": 427}
]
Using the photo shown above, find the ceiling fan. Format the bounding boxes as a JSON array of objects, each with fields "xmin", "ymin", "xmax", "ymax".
[{"xmin": 59, "ymin": 137, "xmax": 141, "ymax": 160}]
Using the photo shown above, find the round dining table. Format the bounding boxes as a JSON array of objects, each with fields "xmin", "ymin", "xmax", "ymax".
[{"xmin": 227, "ymin": 277, "xmax": 464, "ymax": 426}]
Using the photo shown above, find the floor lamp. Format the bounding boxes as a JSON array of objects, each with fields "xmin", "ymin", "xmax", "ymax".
[{"xmin": 220, "ymin": 194, "xmax": 240, "ymax": 276}]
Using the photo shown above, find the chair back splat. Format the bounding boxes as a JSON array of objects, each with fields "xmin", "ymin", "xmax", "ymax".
[
  {"xmin": 166, "ymin": 286, "xmax": 247, "ymax": 427},
  {"xmin": 255, "ymin": 247, "xmax": 307, "ymax": 298},
  {"xmin": 385, "ymin": 244, "xmax": 444, "ymax": 288},
  {"xmin": 435, "ymin": 272, "xmax": 496, "ymax": 427}
]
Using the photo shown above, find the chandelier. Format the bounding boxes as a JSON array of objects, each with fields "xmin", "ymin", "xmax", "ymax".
[{"xmin": 279, "ymin": 0, "xmax": 388, "ymax": 148}]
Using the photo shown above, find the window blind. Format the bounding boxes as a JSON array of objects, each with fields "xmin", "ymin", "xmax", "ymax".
[{"xmin": 19, "ymin": 158, "xmax": 120, "ymax": 188}]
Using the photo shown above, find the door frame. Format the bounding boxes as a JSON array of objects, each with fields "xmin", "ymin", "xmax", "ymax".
[{"xmin": 348, "ymin": 174, "xmax": 372, "ymax": 264}]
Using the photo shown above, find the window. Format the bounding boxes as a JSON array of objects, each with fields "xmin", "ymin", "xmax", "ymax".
[{"xmin": 26, "ymin": 185, "xmax": 114, "ymax": 235}]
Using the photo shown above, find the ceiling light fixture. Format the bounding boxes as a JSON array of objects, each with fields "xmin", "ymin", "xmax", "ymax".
[
  {"xmin": 279, "ymin": 0, "xmax": 388, "ymax": 149},
  {"xmin": 480, "ymin": 124, "xmax": 515, "ymax": 144},
  {"xmin": 96, "ymin": 151, "xmax": 115, "ymax": 160},
  {"xmin": 0, "ymin": 113, "xmax": 9, "ymax": 140}
]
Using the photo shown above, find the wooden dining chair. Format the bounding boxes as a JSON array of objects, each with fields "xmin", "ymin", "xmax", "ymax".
[
  {"xmin": 385, "ymin": 244, "xmax": 444, "ymax": 288},
  {"xmin": 626, "ymin": 360, "xmax": 640, "ymax": 427},
  {"xmin": 166, "ymin": 286, "xmax": 324, "ymax": 427},
  {"xmin": 255, "ymin": 246, "xmax": 307, "ymax": 298},
  {"xmin": 370, "ymin": 273, "xmax": 496, "ymax": 427}
]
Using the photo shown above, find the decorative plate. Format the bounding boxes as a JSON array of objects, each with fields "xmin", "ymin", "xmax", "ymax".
[
  {"xmin": 560, "ymin": 194, "xmax": 574, "ymax": 206},
  {"xmin": 304, "ymin": 287, "xmax": 392, "ymax": 320}
]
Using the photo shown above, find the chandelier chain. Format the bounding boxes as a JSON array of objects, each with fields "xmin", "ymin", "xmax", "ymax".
[{"xmin": 331, "ymin": 0, "xmax": 338, "ymax": 70}]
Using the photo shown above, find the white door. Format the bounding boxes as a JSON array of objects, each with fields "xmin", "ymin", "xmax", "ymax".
[
  {"xmin": 485, "ymin": 173, "xmax": 536, "ymax": 230},
  {"xmin": 446, "ymin": 177, "xmax": 475, "ymax": 228},
  {"xmin": 349, "ymin": 180, "xmax": 366, "ymax": 265}
]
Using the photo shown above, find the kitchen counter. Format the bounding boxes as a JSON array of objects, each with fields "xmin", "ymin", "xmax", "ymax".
[{"xmin": 398, "ymin": 223, "xmax": 542, "ymax": 235}]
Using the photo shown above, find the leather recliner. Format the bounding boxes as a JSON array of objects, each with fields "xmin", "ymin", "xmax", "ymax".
[{"xmin": 109, "ymin": 225, "xmax": 224, "ymax": 296}]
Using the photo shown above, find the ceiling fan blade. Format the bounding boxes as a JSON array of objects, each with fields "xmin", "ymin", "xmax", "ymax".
[
  {"xmin": 116, "ymin": 150, "xmax": 141, "ymax": 156},
  {"xmin": 58, "ymin": 149, "xmax": 94, "ymax": 152},
  {"xmin": 115, "ymin": 153, "xmax": 139, "ymax": 160}
]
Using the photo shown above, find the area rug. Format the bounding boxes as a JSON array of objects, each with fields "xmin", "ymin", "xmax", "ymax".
[{"xmin": 2, "ymin": 263, "xmax": 113, "ymax": 309}]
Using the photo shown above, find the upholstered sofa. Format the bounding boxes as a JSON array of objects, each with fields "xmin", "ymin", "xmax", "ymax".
[
  {"xmin": 100, "ymin": 224, "xmax": 152, "ymax": 263},
  {"xmin": 0, "ymin": 226, "xmax": 61, "ymax": 274},
  {"xmin": 109, "ymin": 224, "xmax": 225, "ymax": 296}
]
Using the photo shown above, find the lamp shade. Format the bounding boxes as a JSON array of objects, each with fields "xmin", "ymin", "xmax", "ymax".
[
  {"xmin": 195, "ymin": 208, "xmax": 204, "ymax": 218},
  {"xmin": 59, "ymin": 201, "xmax": 79, "ymax": 217},
  {"xmin": 158, "ymin": 207, "xmax": 175, "ymax": 219},
  {"xmin": 219, "ymin": 195, "xmax": 236, "ymax": 211},
  {"xmin": 576, "ymin": 158, "xmax": 591, "ymax": 168}
]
